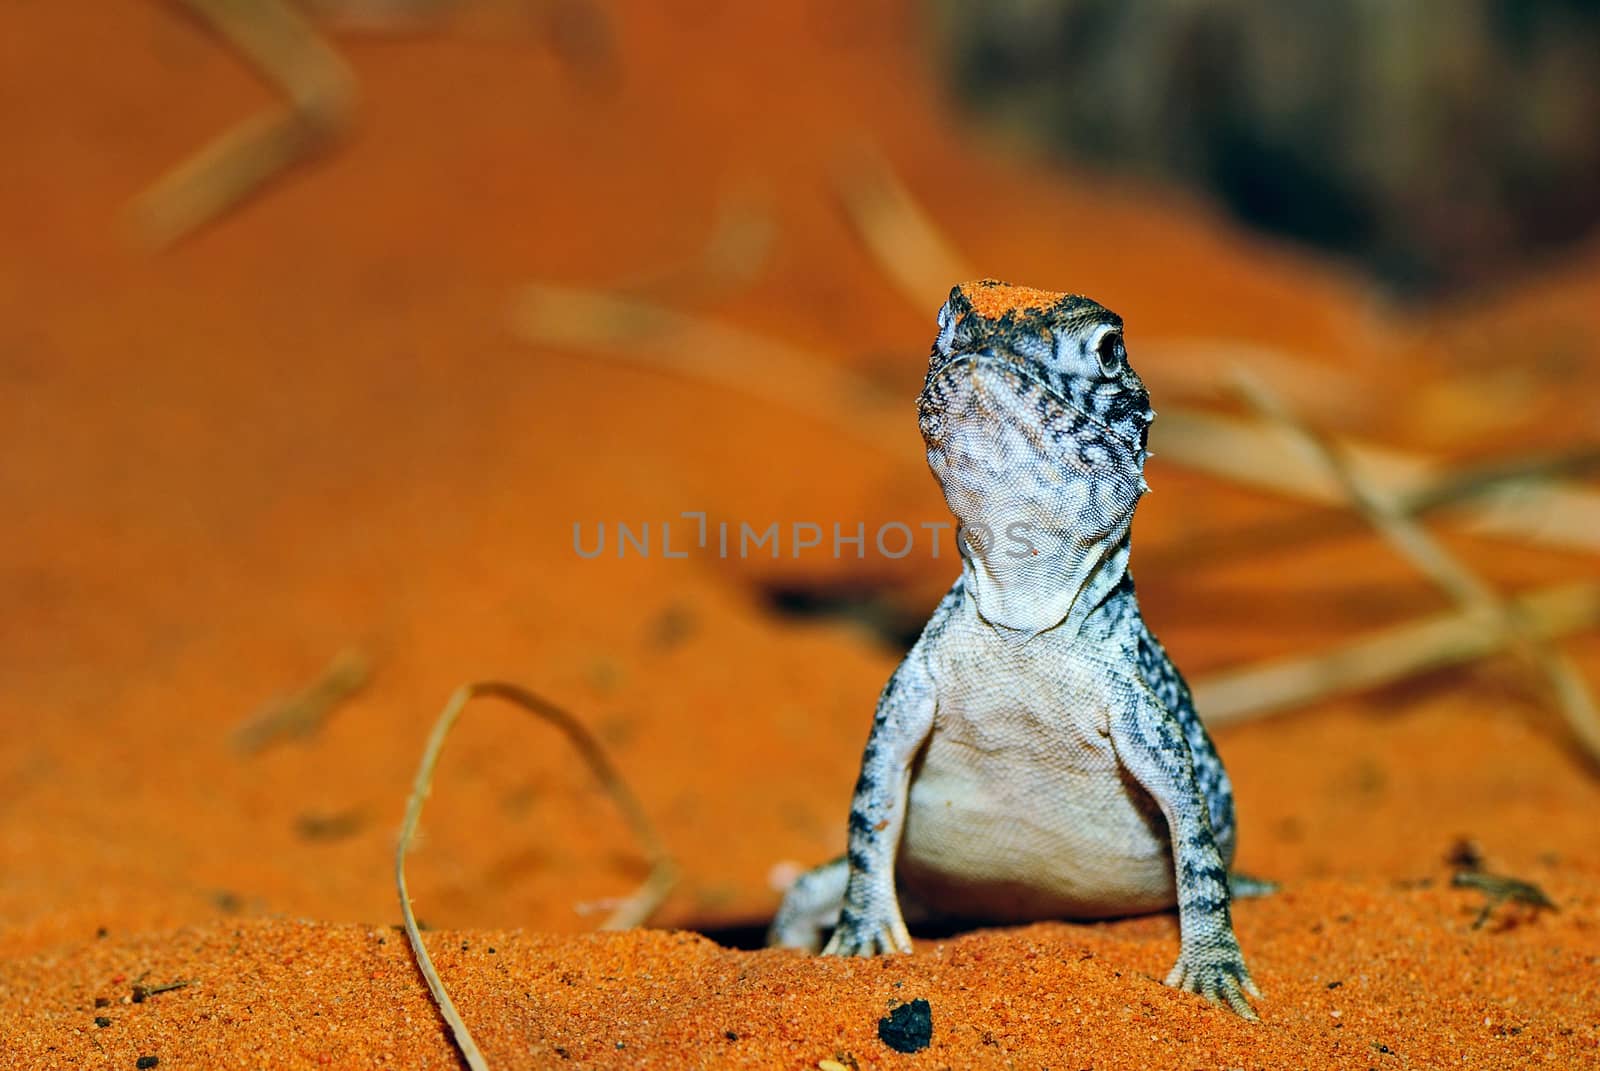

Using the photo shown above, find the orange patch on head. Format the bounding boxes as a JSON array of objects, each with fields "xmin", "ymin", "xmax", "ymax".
[{"xmin": 960, "ymin": 279, "xmax": 1068, "ymax": 320}]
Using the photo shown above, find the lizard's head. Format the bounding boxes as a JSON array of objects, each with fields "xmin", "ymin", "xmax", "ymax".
[{"xmin": 916, "ymin": 280, "xmax": 1153, "ymax": 635}]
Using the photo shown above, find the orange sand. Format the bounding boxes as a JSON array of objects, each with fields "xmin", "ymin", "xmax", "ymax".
[
  {"xmin": 3, "ymin": 3, "xmax": 1600, "ymax": 1069},
  {"xmin": 7, "ymin": 884, "xmax": 1600, "ymax": 1070}
]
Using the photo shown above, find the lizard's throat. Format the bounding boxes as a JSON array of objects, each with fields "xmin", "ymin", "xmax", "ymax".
[
  {"xmin": 948, "ymin": 499, "xmax": 1135, "ymax": 639},
  {"xmin": 921, "ymin": 363, "xmax": 1145, "ymax": 637}
]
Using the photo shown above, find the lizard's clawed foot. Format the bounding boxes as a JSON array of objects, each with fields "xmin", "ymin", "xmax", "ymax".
[
  {"xmin": 1166, "ymin": 946, "xmax": 1261, "ymax": 1020},
  {"xmin": 821, "ymin": 909, "xmax": 912, "ymax": 957}
]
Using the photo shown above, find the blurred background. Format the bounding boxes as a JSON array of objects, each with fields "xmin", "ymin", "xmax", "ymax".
[
  {"xmin": 3, "ymin": 0, "xmax": 1598, "ymax": 963},
  {"xmin": 939, "ymin": 0, "xmax": 1600, "ymax": 297}
]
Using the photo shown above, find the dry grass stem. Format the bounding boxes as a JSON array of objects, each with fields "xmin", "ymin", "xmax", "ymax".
[
  {"xmin": 1401, "ymin": 446, "xmax": 1600, "ymax": 516},
  {"xmin": 300, "ymin": 0, "xmax": 453, "ymax": 34},
  {"xmin": 829, "ymin": 141, "xmax": 973, "ymax": 313},
  {"xmin": 509, "ymin": 284, "xmax": 904, "ymax": 449},
  {"xmin": 232, "ymin": 648, "xmax": 371, "ymax": 755},
  {"xmin": 1195, "ymin": 582, "xmax": 1600, "ymax": 726},
  {"xmin": 1142, "ymin": 444, "xmax": 1600, "ymax": 571},
  {"xmin": 131, "ymin": 0, "xmax": 356, "ymax": 248},
  {"xmin": 1154, "ymin": 407, "xmax": 1600, "ymax": 557},
  {"xmin": 395, "ymin": 681, "xmax": 677, "ymax": 1071},
  {"xmin": 617, "ymin": 190, "xmax": 776, "ymax": 302},
  {"xmin": 1138, "ymin": 339, "xmax": 1374, "ymax": 424},
  {"xmin": 1233, "ymin": 370, "xmax": 1600, "ymax": 765}
]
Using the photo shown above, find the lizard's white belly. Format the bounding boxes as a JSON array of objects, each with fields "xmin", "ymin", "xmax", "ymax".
[{"xmin": 898, "ymin": 661, "xmax": 1177, "ymax": 920}]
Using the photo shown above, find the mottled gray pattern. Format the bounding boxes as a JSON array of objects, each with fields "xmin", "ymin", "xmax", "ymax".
[{"xmin": 769, "ymin": 280, "xmax": 1261, "ymax": 1017}]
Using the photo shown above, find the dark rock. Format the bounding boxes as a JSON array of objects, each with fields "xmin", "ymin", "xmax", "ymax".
[{"xmin": 877, "ymin": 998, "xmax": 933, "ymax": 1054}]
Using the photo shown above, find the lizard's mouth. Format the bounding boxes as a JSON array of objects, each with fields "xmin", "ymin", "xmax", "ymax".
[{"xmin": 917, "ymin": 352, "xmax": 1145, "ymax": 456}]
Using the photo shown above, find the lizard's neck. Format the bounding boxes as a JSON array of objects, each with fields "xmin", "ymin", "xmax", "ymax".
[{"xmin": 958, "ymin": 520, "xmax": 1134, "ymax": 641}]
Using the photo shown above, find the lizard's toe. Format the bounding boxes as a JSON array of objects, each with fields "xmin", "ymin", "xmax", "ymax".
[
  {"xmin": 1220, "ymin": 982, "xmax": 1260, "ymax": 1021},
  {"xmin": 1227, "ymin": 872, "xmax": 1279, "ymax": 900}
]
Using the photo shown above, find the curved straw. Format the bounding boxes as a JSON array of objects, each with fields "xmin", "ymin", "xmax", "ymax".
[{"xmin": 395, "ymin": 681, "xmax": 677, "ymax": 1071}]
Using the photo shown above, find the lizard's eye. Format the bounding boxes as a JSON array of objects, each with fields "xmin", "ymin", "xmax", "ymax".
[{"xmin": 1093, "ymin": 328, "xmax": 1125, "ymax": 377}]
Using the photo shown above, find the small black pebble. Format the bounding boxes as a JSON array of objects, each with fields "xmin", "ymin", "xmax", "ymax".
[
  {"xmin": 1327, "ymin": 980, "xmax": 1343, "ymax": 989},
  {"xmin": 95, "ymin": 1016, "xmax": 112, "ymax": 1028},
  {"xmin": 724, "ymin": 1031, "xmax": 739, "ymax": 1041},
  {"xmin": 461, "ymin": 941, "xmax": 469, "ymax": 951},
  {"xmin": 878, "ymin": 998, "xmax": 933, "ymax": 1054},
  {"xmin": 137, "ymin": 1058, "xmax": 159, "ymax": 1069},
  {"xmin": 96, "ymin": 927, "xmax": 109, "ymax": 939},
  {"xmin": 487, "ymin": 947, "xmax": 496, "ymax": 954}
]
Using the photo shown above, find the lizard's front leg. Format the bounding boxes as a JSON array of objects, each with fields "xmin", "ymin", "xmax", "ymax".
[
  {"xmin": 821, "ymin": 652, "xmax": 937, "ymax": 957},
  {"xmin": 1110, "ymin": 683, "xmax": 1261, "ymax": 1018}
]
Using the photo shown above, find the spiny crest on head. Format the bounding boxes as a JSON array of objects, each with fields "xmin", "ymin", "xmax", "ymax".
[{"xmin": 934, "ymin": 279, "xmax": 1121, "ymax": 360}]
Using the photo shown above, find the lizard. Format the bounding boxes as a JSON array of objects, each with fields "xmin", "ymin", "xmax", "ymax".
[{"xmin": 768, "ymin": 279, "xmax": 1265, "ymax": 1018}]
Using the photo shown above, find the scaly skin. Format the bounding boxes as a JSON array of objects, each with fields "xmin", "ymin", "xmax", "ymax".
[{"xmin": 768, "ymin": 280, "xmax": 1263, "ymax": 1018}]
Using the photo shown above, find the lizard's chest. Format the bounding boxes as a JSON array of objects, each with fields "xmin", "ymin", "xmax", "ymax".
[
  {"xmin": 926, "ymin": 621, "xmax": 1118, "ymax": 755},
  {"xmin": 897, "ymin": 604, "xmax": 1176, "ymax": 919}
]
